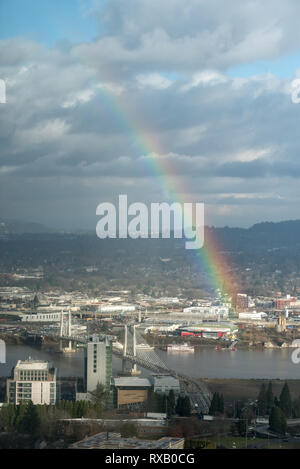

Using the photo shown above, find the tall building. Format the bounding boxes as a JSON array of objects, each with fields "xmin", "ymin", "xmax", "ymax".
[
  {"xmin": 235, "ymin": 293, "xmax": 249, "ymax": 312},
  {"xmin": 7, "ymin": 359, "xmax": 57, "ymax": 405},
  {"xmin": 84, "ymin": 335, "xmax": 112, "ymax": 393}
]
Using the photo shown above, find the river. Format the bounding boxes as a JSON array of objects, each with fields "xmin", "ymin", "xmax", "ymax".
[{"xmin": 1, "ymin": 345, "xmax": 300, "ymax": 380}]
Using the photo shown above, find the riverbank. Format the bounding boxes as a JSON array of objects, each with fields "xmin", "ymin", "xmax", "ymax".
[{"xmin": 0, "ymin": 332, "xmax": 59, "ymax": 348}]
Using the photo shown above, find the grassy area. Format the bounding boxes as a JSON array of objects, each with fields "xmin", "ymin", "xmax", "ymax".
[
  {"xmin": 201, "ymin": 379, "xmax": 300, "ymax": 403},
  {"xmin": 266, "ymin": 441, "xmax": 300, "ymax": 449},
  {"xmin": 209, "ymin": 435, "xmax": 272, "ymax": 449},
  {"xmin": 209, "ymin": 435, "xmax": 300, "ymax": 449}
]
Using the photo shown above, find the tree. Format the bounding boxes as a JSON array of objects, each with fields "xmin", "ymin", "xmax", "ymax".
[
  {"xmin": 257, "ymin": 384, "xmax": 267, "ymax": 416},
  {"xmin": 89, "ymin": 382, "xmax": 107, "ymax": 416},
  {"xmin": 33, "ymin": 294, "xmax": 39, "ymax": 310},
  {"xmin": 209, "ymin": 392, "xmax": 224, "ymax": 416},
  {"xmin": 15, "ymin": 401, "xmax": 28, "ymax": 432},
  {"xmin": 279, "ymin": 382, "xmax": 292, "ymax": 418},
  {"xmin": 176, "ymin": 396, "xmax": 184, "ymax": 416},
  {"xmin": 269, "ymin": 406, "xmax": 287, "ymax": 435},
  {"xmin": 292, "ymin": 396, "xmax": 300, "ymax": 418},
  {"xmin": 219, "ymin": 394, "xmax": 224, "ymax": 414},
  {"xmin": 266, "ymin": 382, "xmax": 274, "ymax": 414},
  {"xmin": 21, "ymin": 401, "xmax": 40, "ymax": 435},
  {"xmin": 167, "ymin": 390, "xmax": 176, "ymax": 417},
  {"xmin": 182, "ymin": 396, "xmax": 191, "ymax": 417},
  {"xmin": 236, "ymin": 418, "xmax": 248, "ymax": 436},
  {"xmin": 0, "ymin": 404, "xmax": 16, "ymax": 432}
]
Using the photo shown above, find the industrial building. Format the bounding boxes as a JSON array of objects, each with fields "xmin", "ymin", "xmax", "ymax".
[
  {"xmin": 113, "ymin": 377, "xmax": 152, "ymax": 409},
  {"xmin": 97, "ymin": 305, "xmax": 136, "ymax": 313},
  {"xmin": 238, "ymin": 312, "xmax": 268, "ymax": 321},
  {"xmin": 20, "ymin": 312, "xmax": 62, "ymax": 322},
  {"xmin": 7, "ymin": 359, "xmax": 57, "ymax": 405},
  {"xmin": 183, "ymin": 306, "xmax": 229, "ymax": 319},
  {"xmin": 177, "ymin": 323, "xmax": 237, "ymax": 339}
]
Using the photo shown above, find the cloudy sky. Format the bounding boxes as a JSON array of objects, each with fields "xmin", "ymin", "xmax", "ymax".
[{"xmin": 1, "ymin": 0, "xmax": 300, "ymax": 229}]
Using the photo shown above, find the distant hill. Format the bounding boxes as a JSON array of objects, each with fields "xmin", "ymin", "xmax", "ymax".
[
  {"xmin": 1, "ymin": 217, "xmax": 300, "ymax": 245},
  {"xmin": 0, "ymin": 219, "xmax": 52, "ymax": 235},
  {"xmin": 212, "ymin": 220, "xmax": 300, "ymax": 252}
]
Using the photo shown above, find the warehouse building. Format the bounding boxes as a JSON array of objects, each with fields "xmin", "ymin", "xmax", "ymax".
[{"xmin": 113, "ymin": 377, "xmax": 152, "ymax": 409}]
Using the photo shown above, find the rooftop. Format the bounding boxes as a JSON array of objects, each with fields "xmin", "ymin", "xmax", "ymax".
[
  {"xmin": 70, "ymin": 432, "xmax": 184, "ymax": 449},
  {"xmin": 113, "ymin": 377, "xmax": 151, "ymax": 388},
  {"xmin": 15, "ymin": 358, "xmax": 50, "ymax": 371}
]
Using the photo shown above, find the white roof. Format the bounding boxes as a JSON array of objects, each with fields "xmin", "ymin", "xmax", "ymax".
[
  {"xmin": 16, "ymin": 359, "xmax": 49, "ymax": 371},
  {"xmin": 114, "ymin": 377, "xmax": 151, "ymax": 388}
]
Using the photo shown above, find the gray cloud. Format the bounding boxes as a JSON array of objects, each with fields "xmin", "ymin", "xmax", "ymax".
[{"xmin": 1, "ymin": 2, "xmax": 300, "ymax": 228}]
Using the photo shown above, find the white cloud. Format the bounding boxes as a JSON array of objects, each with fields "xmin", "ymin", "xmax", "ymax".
[
  {"xmin": 136, "ymin": 73, "xmax": 172, "ymax": 89},
  {"xmin": 16, "ymin": 119, "xmax": 70, "ymax": 146},
  {"xmin": 181, "ymin": 70, "xmax": 228, "ymax": 92},
  {"xmin": 62, "ymin": 88, "xmax": 95, "ymax": 108}
]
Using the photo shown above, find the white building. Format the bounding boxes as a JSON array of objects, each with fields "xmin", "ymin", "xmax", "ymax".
[
  {"xmin": 20, "ymin": 312, "xmax": 62, "ymax": 322},
  {"xmin": 84, "ymin": 336, "xmax": 113, "ymax": 393},
  {"xmin": 97, "ymin": 305, "xmax": 136, "ymax": 313},
  {"xmin": 7, "ymin": 359, "xmax": 57, "ymax": 405},
  {"xmin": 183, "ymin": 306, "xmax": 229, "ymax": 318},
  {"xmin": 238, "ymin": 312, "xmax": 267, "ymax": 321}
]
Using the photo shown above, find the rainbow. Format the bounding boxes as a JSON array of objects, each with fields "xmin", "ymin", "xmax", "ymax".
[{"xmin": 76, "ymin": 68, "xmax": 239, "ymax": 300}]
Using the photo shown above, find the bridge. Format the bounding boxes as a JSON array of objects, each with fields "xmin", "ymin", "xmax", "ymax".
[{"xmin": 49, "ymin": 314, "xmax": 212, "ymax": 412}]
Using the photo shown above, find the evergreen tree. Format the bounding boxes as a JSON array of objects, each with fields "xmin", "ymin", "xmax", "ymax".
[
  {"xmin": 21, "ymin": 401, "xmax": 40, "ymax": 435},
  {"xmin": 292, "ymin": 396, "xmax": 300, "ymax": 418},
  {"xmin": 209, "ymin": 393, "xmax": 218, "ymax": 415},
  {"xmin": 0, "ymin": 404, "xmax": 16, "ymax": 432},
  {"xmin": 15, "ymin": 401, "xmax": 28, "ymax": 432},
  {"xmin": 269, "ymin": 406, "xmax": 287, "ymax": 435},
  {"xmin": 237, "ymin": 418, "xmax": 247, "ymax": 436},
  {"xmin": 257, "ymin": 383, "xmax": 267, "ymax": 416},
  {"xmin": 33, "ymin": 294, "xmax": 39, "ymax": 310},
  {"xmin": 182, "ymin": 396, "xmax": 191, "ymax": 417},
  {"xmin": 175, "ymin": 396, "xmax": 182, "ymax": 415},
  {"xmin": 219, "ymin": 394, "xmax": 224, "ymax": 414},
  {"xmin": 167, "ymin": 390, "xmax": 176, "ymax": 417},
  {"xmin": 209, "ymin": 392, "xmax": 224, "ymax": 415},
  {"xmin": 279, "ymin": 382, "xmax": 292, "ymax": 418},
  {"xmin": 266, "ymin": 382, "xmax": 274, "ymax": 414},
  {"xmin": 89, "ymin": 382, "xmax": 107, "ymax": 414}
]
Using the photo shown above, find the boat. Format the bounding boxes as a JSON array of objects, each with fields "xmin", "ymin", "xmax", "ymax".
[
  {"xmin": 167, "ymin": 343, "xmax": 194, "ymax": 353},
  {"xmin": 215, "ymin": 345, "xmax": 237, "ymax": 351}
]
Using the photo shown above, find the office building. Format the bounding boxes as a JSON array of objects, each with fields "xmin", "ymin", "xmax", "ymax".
[
  {"xmin": 235, "ymin": 293, "xmax": 249, "ymax": 312},
  {"xmin": 84, "ymin": 335, "xmax": 112, "ymax": 393},
  {"xmin": 7, "ymin": 359, "xmax": 57, "ymax": 405}
]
